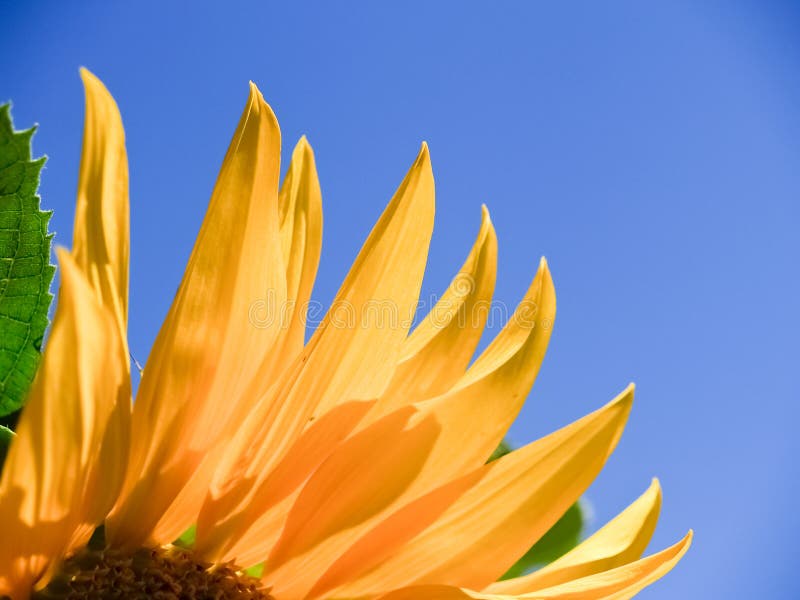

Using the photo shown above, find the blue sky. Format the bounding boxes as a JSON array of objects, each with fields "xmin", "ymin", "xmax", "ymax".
[{"xmin": 2, "ymin": 1, "xmax": 798, "ymax": 597}]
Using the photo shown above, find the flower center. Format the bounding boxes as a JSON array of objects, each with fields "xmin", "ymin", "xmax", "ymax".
[{"xmin": 32, "ymin": 546, "xmax": 274, "ymax": 599}]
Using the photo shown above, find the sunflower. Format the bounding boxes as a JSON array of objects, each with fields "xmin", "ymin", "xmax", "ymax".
[{"xmin": 0, "ymin": 69, "xmax": 691, "ymax": 600}]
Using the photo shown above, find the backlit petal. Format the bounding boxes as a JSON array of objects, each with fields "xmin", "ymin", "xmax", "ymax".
[
  {"xmin": 370, "ymin": 205, "xmax": 497, "ymax": 417},
  {"xmin": 486, "ymin": 479, "xmax": 662, "ymax": 594},
  {"xmin": 204, "ymin": 258, "xmax": 553, "ymax": 575},
  {"xmin": 277, "ymin": 135, "xmax": 323, "ymax": 358},
  {"xmin": 195, "ymin": 144, "xmax": 435, "ymax": 562},
  {"xmin": 305, "ymin": 386, "xmax": 633, "ymax": 599},
  {"xmin": 171, "ymin": 138, "xmax": 323, "ymax": 550},
  {"xmin": 106, "ymin": 82, "xmax": 287, "ymax": 547},
  {"xmin": 73, "ymin": 68, "xmax": 129, "ymax": 332},
  {"xmin": 524, "ymin": 531, "xmax": 692, "ymax": 599},
  {"xmin": 376, "ymin": 533, "xmax": 691, "ymax": 600},
  {"xmin": 0, "ymin": 250, "xmax": 130, "ymax": 598}
]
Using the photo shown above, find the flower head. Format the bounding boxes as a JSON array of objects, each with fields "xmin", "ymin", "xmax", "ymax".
[{"xmin": 0, "ymin": 70, "xmax": 690, "ymax": 600}]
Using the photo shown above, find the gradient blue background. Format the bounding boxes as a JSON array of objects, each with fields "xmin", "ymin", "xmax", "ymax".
[{"xmin": 2, "ymin": 1, "xmax": 798, "ymax": 597}]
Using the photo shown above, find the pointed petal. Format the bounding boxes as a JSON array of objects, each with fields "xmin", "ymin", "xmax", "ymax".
[
  {"xmin": 456, "ymin": 255, "xmax": 554, "ymax": 392},
  {"xmin": 393, "ymin": 257, "xmax": 555, "ymax": 484},
  {"xmin": 376, "ymin": 533, "xmax": 691, "ymax": 600},
  {"xmin": 194, "ymin": 400, "xmax": 375, "ymax": 565},
  {"xmin": 261, "ymin": 406, "xmax": 443, "ymax": 596},
  {"xmin": 195, "ymin": 144, "xmax": 435, "ymax": 556},
  {"xmin": 307, "ymin": 387, "xmax": 633, "ymax": 599},
  {"xmin": 106, "ymin": 83, "xmax": 288, "ymax": 547},
  {"xmin": 206, "ymin": 259, "xmax": 554, "ymax": 579},
  {"xmin": 524, "ymin": 531, "xmax": 692, "ymax": 599},
  {"xmin": 486, "ymin": 479, "xmax": 662, "ymax": 594},
  {"xmin": 0, "ymin": 250, "xmax": 130, "ymax": 597},
  {"xmin": 73, "ymin": 68, "xmax": 129, "ymax": 331},
  {"xmin": 277, "ymin": 135, "xmax": 323, "ymax": 357},
  {"xmin": 226, "ymin": 136, "xmax": 324, "ymax": 426},
  {"xmin": 371, "ymin": 205, "xmax": 497, "ymax": 417}
]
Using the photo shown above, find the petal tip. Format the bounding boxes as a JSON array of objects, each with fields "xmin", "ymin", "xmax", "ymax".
[
  {"xmin": 417, "ymin": 141, "xmax": 431, "ymax": 165},
  {"xmin": 79, "ymin": 67, "xmax": 104, "ymax": 92},
  {"xmin": 247, "ymin": 81, "xmax": 270, "ymax": 112},
  {"xmin": 296, "ymin": 134, "xmax": 314, "ymax": 157},
  {"xmin": 610, "ymin": 384, "xmax": 635, "ymax": 417},
  {"xmin": 478, "ymin": 205, "xmax": 494, "ymax": 233}
]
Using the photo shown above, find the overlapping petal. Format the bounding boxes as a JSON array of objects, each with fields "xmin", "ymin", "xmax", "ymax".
[
  {"xmin": 107, "ymin": 82, "xmax": 288, "ymax": 547},
  {"xmin": 371, "ymin": 205, "xmax": 497, "ymax": 417},
  {"xmin": 195, "ymin": 143, "xmax": 436, "ymax": 562},
  {"xmin": 487, "ymin": 479, "xmax": 662, "ymax": 594},
  {"xmin": 375, "ymin": 531, "xmax": 691, "ymax": 599},
  {"xmin": 198, "ymin": 253, "xmax": 554, "ymax": 571},
  {"xmin": 72, "ymin": 68, "xmax": 130, "ymax": 333},
  {"xmin": 0, "ymin": 251, "xmax": 130, "ymax": 599},
  {"xmin": 0, "ymin": 69, "xmax": 691, "ymax": 600},
  {"xmin": 295, "ymin": 387, "xmax": 633, "ymax": 599},
  {"xmin": 277, "ymin": 135, "xmax": 323, "ymax": 358}
]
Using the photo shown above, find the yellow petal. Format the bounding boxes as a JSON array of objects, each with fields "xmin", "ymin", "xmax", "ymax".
[
  {"xmin": 395, "ymin": 257, "xmax": 555, "ymax": 485},
  {"xmin": 456, "ymin": 254, "xmax": 554, "ymax": 392},
  {"xmin": 186, "ymin": 136, "xmax": 324, "ymax": 560},
  {"xmin": 486, "ymin": 479, "xmax": 662, "ymax": 594},
  {"xmin": 524, "ymin": 531, "xmax": 693, "ymax": 599},
  {"xmin": 376, "ymin": 532, "xmax": 691, "ymax": 600},
  {"xmin": 370, "ymin": 205, "xmax": 497, "ymax": 418},
  {"xmin": 277, "ymin": 135, "xmax": 323, "ymax": 357},
  {"xmin": 376, "ymin": 585, "xmax": 480, "ymax": 600},
  {"xmin": 194, "ymin": 400, "xmax": 375, "ymax": 565},
  {"xmin": 308, "ymin": 386, "xmax": 633, "ymax": 599},
  {"xmin": 261, "ymin": 406, "xmax": 443, "ymax": 596},
  {"xmin": 195, "ymin": 143, "xmax": 435, "ymax": 557},
  {"xmin": 202, "ymin": 258, "xmax": 553, "ymax": 578},
  {"xmin": 0, "ymin": 250, "xmax": 130, "ymax": 598},
  {"xmin": 73, "ymin": 68, "xmax": 129, "ymax": 331},
  {"xmin": 106, "ymin": 82, "xmax": 287, "ymax": 547}
]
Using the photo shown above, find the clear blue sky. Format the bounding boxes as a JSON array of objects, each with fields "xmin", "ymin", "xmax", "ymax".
[{"xmin": 2, "ymin": 1, "xmax": 798, "ymax": 597}]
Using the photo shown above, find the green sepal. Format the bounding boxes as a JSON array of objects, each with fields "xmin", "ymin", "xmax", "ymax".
[{"xmin": 174, "ymin": 524, "xmax": 197, "ymax": 548}]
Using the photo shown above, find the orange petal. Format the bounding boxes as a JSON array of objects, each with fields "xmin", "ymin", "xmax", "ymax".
[
  {"xmin": 151, "ymin": 137, "xmax": 323, "ymax": 548},
  {"xmin": 376, "ymin": 532, "xmax": 690, "ymax": 600},
  {"xmin": 195, "ymin": 144, "xmax": 435, "ymax": 557},
  {"xmin": 486, "ymin": 479, "xmax": 662, "ymax": 594},
  {"xmin": 203, "ymin": 258, "xmax": 553, "ymax": 577},
  {"xmin": 0, "ymin": 250, "xmax": 130, "ymax": 598},
  {"xmin": 261, "ymin": 406, "xmax": 443, "ymax": 596},
  {"xmin": 277, "ymin": 135, "xmax": 323, "ymax": 358},
  {"xmin": 73, "ymin": 68, "xmax": 130, "ymax": 332},
  {"xmin": 523, "ymin": 531, "xmax": 693, "ymax": 599},
  {"xmin": 106, "ymin": 82, "xmax": 287, "ymax": 547},
  {"xmin": 194, "ymin": 400, "xmax": 375, "ymax": 565},
  {"xmin": 370, "ymin": 205, "xmax": 497, "ymax": 418},
  {"xmin": 306, "ymin": 386, "xmax": 633, "ymax": 599}
]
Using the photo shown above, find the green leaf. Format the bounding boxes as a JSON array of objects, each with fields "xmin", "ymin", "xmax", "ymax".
[
  {"xmin": 0, "ymin": 423, "xmax": 13, "ymax": 467},
  {"xmin": 0, "ymin": 104, "xmax": 55, "ymax": 418},
  {"xmin": 489, "ymin": 439, "xmax": 587, "ymax": 579}
]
